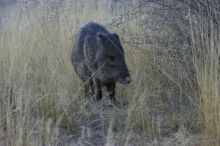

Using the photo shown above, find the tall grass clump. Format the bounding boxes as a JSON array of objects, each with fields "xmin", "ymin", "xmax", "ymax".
[{"xmin": 191, "ymin": 8, "xmax": 220, "ymax": 145}]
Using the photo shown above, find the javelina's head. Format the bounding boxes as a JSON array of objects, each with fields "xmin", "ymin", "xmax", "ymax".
[{"xmin": 96, "ymin": 32, "xmax": 131, "ymax": 84}]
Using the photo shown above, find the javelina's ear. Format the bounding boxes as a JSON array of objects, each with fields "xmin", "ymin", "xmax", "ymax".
[
  {"xmin": 112, "ymin": 33, "xmax": 119, "ymax": 40},
  {"xmin": 97, "ymin": 32, "xmax": 106, "ymax": 45}
]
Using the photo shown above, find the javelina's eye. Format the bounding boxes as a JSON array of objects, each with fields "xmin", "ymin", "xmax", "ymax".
[{"xmin": 108, "ymin": 56, "xmax": 115, "ymax": 61}]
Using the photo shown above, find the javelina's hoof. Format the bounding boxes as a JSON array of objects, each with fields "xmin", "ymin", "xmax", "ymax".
[
  {"xmin": 92, "ymin": 95, "xmax": 101, "ymax": 102},
  {"xmin": 111, "ymin": 99, "xmax": 123, "ymax": 108},
  {"xmin": 96, "ymin": 96, "xmax": 102, "ymax": 101}
]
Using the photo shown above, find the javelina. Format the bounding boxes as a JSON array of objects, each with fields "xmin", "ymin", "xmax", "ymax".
[{"xmin": 71, "ymin": 22, "xmax": 131, "ymax": 101}]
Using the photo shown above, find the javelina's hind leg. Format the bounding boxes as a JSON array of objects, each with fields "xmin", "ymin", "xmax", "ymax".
[
  {"xmin": 84, "ymin": 81, "xmax": 90, "ymax": 98},
  {"xmin": 94, "ymin": 79, "xmax": 102, "ymax": 101},
  {"xmin": 84, "ymin": 77, "xmax": 93, "ymax": 98}
]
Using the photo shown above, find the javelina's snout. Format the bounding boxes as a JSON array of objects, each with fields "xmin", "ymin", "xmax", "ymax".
[
  {"xmin": 117, "ymin": 65, "xmax": 132, "ymax": 84},
  {"xmin": 118, "ymin": 75, "xmax": 132, "ymax": 84}
]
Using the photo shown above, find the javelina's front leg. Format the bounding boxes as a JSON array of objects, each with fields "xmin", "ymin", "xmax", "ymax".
[
  {"xmin": 89, "ymin": 79, "xmax": 95, "ymax": 96},
  {"xmin": 101, "ymin": 83, "xmax": 116, "ymax": 102},
  {"xmin": 107, "ymin": 83, "xmax": 116, "ymax": 102}
]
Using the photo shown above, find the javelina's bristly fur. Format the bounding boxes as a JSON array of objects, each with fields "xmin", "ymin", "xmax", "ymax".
[{"xmin": 71, "ymin": 22, "xmax": 131, "ymax": 101}]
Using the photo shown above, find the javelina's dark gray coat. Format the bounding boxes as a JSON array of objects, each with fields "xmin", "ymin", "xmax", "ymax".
[{"xmin": 71, "ymin": 22, "xmax": 131, "ymax": 101}]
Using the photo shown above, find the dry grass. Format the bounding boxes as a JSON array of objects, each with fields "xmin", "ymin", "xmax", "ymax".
[
  {"xmin": 193, "ymin": 16, "xmax": 220, "ymax": 145},
  {"xmin": 0, "ymin": 0, "xmax": 219, "ymax": 145}
]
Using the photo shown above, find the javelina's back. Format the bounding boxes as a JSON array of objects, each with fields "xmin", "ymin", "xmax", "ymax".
[{"xmin": 71, "ymin": 22, "xmax": 108, "ymax": 77}]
